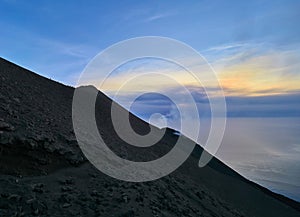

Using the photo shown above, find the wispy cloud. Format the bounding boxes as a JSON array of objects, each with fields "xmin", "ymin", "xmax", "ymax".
[
  {"xmin": 0, "ymin": 20, "xmax": 97, "ymax": 85},
  {"xmin": 98, "ymin": 42, "xmax": 300, "ymax": 98},
  {"xmin": 203, "ymin": 42, "xmax": 300, "ymax": 96},
  {"xmin": 204, "ymin": 42, "xmax": 249, "ymax": 52},
  {"xmin": 144, "ymin": 12, "xmax": 175, "ymax": 22},
  {"xmin": 35, "ymin": 37, "xmax": 95, "ymax": 59}
]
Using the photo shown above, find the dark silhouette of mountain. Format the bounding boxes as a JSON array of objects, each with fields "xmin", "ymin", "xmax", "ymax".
[{"xmin": 0, "ymin": 57, "xmax": 299, "ymax": 216}]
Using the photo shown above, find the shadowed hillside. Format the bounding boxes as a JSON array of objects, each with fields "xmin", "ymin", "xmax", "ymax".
[{"xmin": 0, "ymin": 57, "xmax": 299, "ymax": 217}]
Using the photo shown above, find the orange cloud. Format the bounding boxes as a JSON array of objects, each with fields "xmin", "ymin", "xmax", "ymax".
[
  {"xmin": 96, "ymin": 45, "xmax": 300, "ymax": 98},
  {"xmin": 215, "ymin": 49, "xmax": 300, "ymax": 96}
]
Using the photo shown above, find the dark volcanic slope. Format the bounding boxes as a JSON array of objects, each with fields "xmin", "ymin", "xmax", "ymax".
[{"xmin": 0, "ymin": 57, "xmax": 299, "ymax": 217}]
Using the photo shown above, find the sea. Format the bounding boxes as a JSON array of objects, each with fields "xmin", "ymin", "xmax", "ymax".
[{"xmin": 208, "ymin": 117, "xmax": 300, "ymax": 202}]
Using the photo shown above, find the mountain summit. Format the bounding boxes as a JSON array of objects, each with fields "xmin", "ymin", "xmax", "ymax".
[{"xmin": 0, "ymin": 57, "xmax": 299, "ymax": 216}]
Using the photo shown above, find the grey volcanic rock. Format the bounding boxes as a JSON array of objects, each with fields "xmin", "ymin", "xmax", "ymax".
[
  {"xmin": 0, "ymin": 119, "xmax": 14, "ymax": 132},
  {"xmin": 0, "ymin": 57, "xmax": 299, "ymax": 216}
]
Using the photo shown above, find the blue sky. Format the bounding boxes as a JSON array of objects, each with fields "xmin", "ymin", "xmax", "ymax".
[{"xmin": 0, "ymin": 0, "xmax": 299, "ymax": 82}]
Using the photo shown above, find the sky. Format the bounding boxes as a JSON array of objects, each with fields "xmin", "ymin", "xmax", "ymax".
[
  {"xmin": 1, "ymin": 0, "xmax": 300, "ymax": 201},
  {"xmin": 0, "ymin": 1, "xmax": 299, "ymax": 84}
]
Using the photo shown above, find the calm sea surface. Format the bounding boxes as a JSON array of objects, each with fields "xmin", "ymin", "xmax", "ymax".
[{"xmin": 209, "ymin": 118, "xmax": 300, "ymax": 201}]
